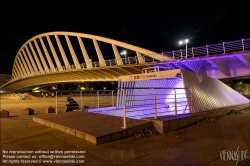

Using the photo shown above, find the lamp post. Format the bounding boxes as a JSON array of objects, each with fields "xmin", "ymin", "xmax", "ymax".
[
  {"xmin": 121, "ymin": 51, "xmax": 127, "ymax": 64},
  {"xmin": 179, "ymin": 39, "xmax": 189, "ymax": 58}
]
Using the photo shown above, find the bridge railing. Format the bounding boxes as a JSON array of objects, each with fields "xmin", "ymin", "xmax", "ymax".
[
  {"xmin": 118, "ymin": 87, "xmax": 193, "ymax": 129},
  {"xmin": 162, "ymin": 38, "xmax": 250, "ymax": 60}
]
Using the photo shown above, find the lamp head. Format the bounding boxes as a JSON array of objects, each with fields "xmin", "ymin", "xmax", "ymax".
[
  {"xmin": 179, "ymin": 41, "xmax": 183, "ymax": 45},
  {"xmin": 121, "ymin": 50, "xmax": 127, "ymax": 55},
  {"xmin": 179, "ymin": 39, "xmax": 189, "ymax": 45}
]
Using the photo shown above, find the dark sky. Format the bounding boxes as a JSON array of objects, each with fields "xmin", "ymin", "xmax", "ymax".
[{"xmin": 1, "ymin": 1, "xmax": 250, "ymax": 74}]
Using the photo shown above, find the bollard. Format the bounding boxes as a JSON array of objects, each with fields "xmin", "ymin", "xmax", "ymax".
[
  {"xmin": 24, "ymin": 108, "xmax": 34, "ymax": 115},
  {"xmin": 47, "ymin": 106, "xmax": 55, "ymax": 113},
  {"xmin": 0, "ymin": 110, "xmax": 9, "ymax": 118}
]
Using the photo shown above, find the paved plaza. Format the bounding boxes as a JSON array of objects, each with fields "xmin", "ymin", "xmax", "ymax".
[{"xmin": 0, "ymin": 97, "xmax": 249, "ymax": 165}]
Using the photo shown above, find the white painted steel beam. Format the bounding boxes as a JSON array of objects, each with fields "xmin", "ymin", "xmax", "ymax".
[
  {"xmin": 21, "ymin": 49, "xmax": 34, "ymax": 74},
  {"xmin": 112, "ymin": 44, "xmax": 123, "ymax": 65},
  {"xmin": 136, "ymin": 52, "xmax": 144, "ymax": 63},
  {"xmin": 54, "ymin": 35, "xmax": 70, "ymax": 68},
  {"xmin": 46, "ymin": 36, "xmax": 63, "ymax": 71},
  {"xmin": 16, "ymin": 57, "xmax": 26, "ymax": 76},
  {"xmin": 39, "ymin": 37, "xmax": 55, "ymax": 70},
  {"xmin": 13, "ymin": 64, "xmax": 21, "ymax": 78},
  {"xmin": 65, "ymin": 35, "xmax": 80, "ymax": 69},
  {"xmin": 93, "ymin": 39, "xmax": 106, "ymax": 67},
  {"xmin": 77, "ymin": 36, "xmax": 92, "ymax": 68},
  {"xmin": 29, "ymin": 42, "xmax": 44, "ymax": 72},
  {"xmin": 34, "ymin": 40, "xmax": 49, "ymax": 72},
  {"xmin": 12, "ymin": 67, "xmax": 18, "ymax": 78},
  {"xmin": 18, "ymin": 53, "xmax": 30, "ymax": 74},
  {"xmin": 25, "ymin": 45, "xmax": 38, "ymax": 72}
]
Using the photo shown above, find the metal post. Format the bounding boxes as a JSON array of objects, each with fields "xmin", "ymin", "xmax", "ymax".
[
  {"xmin": 153, "ymin": 88, "xmax": 157, "ymax": 119},
  {"xmin": 174, "ymin": 89, "xmax": 177, "ymax": 116},
  {"xmin": 97, "ymin": 91, "xmax": 99, "ymax": 108},
  {"xmin": 192, "ymin": 47, "xmax": 194, "ymax": 57},
  {"xmin": 56, "ymin": 91, "xmax": 58, "ymax": 114},
  {"xmin": 206, "ymin": 45, "xmax": 209, "ymax": 56},
  {"xmin": 122, "ymin": 88, "xmax": 127, "ymax": 129},
  {"xmin": 80, "ymin": 90, "xmax": 82, "ymax": 110},
  {"xmin": 242, "ymin": 39, "xmax": 245, "ymax": 51},
  {"xmin": 112, "ymin": 90, "xmax": 114, "ymax": 106},
  {"xmin": 185, "ymin": 43, "xmax": 187, "ymax": 58},
  {"xmin": 223, "ymin": 42, "xmax": 225, "ymax": 54},
  {"xmin": 180, "ymin": 50, "xmax": 183, "ymax": 59}
]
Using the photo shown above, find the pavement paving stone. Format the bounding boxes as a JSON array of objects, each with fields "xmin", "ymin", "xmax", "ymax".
[
  {"xmin": 21, "ymin": 138, "xmax": 76, "ymax": 151},
  {"xmin": 84, "ymin": 158, "xmax": 116, "ymax": 166},
  {"xmin": 169, "ymin": 150, "xmax": 218, "ymax": 165},
  {"xmin": 133, "ymin": 140, "xmax": 175, "ymax": 152},
  {"xmin": 5, "ymin": 128, "xmax": 55, "ymax": 140},
  {"xmin": 145, "ymin": 145, "xmax": 191, "ymax": 161},
  {"xmin": 88, "ymin": 146, "xmax": 147, "ymax": 165},
  {"xmin": 17, "ymin": 133, "xmax": 57, "ymax": 145},
  {"xmin": 1, "ymin": 138, "xmax": 17, "ymax": 145},
  {"xmin": 1, "ymin": 141, "xmax": 28, "ymax": 151},
  {"xmin": 160, "ymin": 134, "xmax": 189, "ymax": 146},
  {"xmin": 203, "ymin": 158, "xmax": 237, "ymax": 166},
  {"xmin": 0, "ymin": 131, "xmax": 12, "ymax": 140},
  {"xmin": 120, "ymin": 154, "xmax": 175, "ymax": 165},
  {"xmin": 219, "ymin": 116, "xmax": 249, "ymax": 151}
]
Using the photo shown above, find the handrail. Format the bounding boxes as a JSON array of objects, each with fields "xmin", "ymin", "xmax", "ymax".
[
  {"xmin": 118, "ymin": 87, "xmax": 192, "ymax": 129},
  {"xmin": 162, "ymin": 38, "xmax": 250, "ymax": 60}
]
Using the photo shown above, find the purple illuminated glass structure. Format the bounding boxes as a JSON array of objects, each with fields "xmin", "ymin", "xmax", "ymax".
[{"xmin": 87, "ymin": 69, "xmax": 249, "ymax": 120}]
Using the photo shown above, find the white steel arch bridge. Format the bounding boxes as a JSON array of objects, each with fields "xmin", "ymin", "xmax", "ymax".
[{"xmin": 0, "ymin": 31, "xmax": 249, "ymax": 92}]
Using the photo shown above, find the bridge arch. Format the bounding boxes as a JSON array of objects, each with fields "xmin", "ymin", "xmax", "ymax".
[{"xmin": 11, "ymin": 31, "xmax": 170, "ymax": 80}]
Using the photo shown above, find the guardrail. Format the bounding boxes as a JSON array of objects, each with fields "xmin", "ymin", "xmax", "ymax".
[
  {"xmin": 55, "ymin": 90, "xmax": 116, "ymax": 114},
  {"xmin": 162, "ymin": 38, "xmax": 250, "ymax": 60},
  {"xmin": 118, "ymin": 87, "xmax": 193, "ymax": 129}
]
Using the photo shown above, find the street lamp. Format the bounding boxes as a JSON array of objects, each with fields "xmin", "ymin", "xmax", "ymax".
[
  {"xmin": 120, "ymin": 51, "xmax": 127, "ymax": 64},
  {"xmin": 179, "ymin": 39, "xmax": 189, "ymax": 58}
]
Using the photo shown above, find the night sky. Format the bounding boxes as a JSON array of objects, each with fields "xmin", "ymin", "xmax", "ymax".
[{"xmin": 1, "ymin": 1, "xmax": 250, "ymax": 74}]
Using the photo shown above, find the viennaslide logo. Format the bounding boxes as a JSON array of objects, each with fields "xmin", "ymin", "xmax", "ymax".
[{"xmin": 219, "ymin": 146, "xmax": 248, "ymax": 165}]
